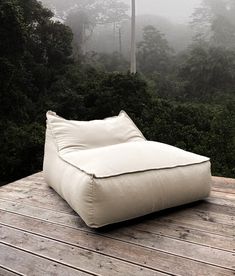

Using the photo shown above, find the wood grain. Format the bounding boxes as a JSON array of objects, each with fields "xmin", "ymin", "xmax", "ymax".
[
  {"xmin": 0, "ymin": 199, "xmax": 233, "ymax": 252},
  {"xmin": 0, "ymin": 243, "xmax": 92, "ymax": 276},
  {"xmin": 0, "ymin": 224, "xmax": 166, "ymax": 276},
  {"xmin": 0, "ymin": 211, "xmax": 233, "ymax": 276},
  {"xmin": 0, "ymin": 267, "xmax": 20, "ymax": 276}
]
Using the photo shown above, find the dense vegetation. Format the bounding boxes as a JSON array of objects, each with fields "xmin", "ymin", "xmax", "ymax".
[{"xmin": 0, "ymin": 0, "xmax": 234, "ymax": 184}]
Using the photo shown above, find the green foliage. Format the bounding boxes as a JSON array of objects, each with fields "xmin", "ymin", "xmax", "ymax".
[
  {"xmin": 0, "ymin": 0, "xmax": 26, "ymax": 60},
  {"xmin": 0, "ymin": 0, "xmax": 234, "ymax": 183},
  {"xmin": 83, "ymin": 51, "xmax": 129, "ymax": 72},
  {"xmin": 0, "ymin": 0, "xmax": 73, "ymax": 114},
  {"xmin": 137, "ymin": 25, "xmax": 173, "ymax": 75},
  {"xmin": 144, "ymin": 100, "xmax": 235, "ymax": 177},
  {"xmin": 0, "ymin": 0, "xmax": 73, "ymax": 181},
  {"xmin": 191, "ymin": 0, "xmax": 235, "ymax": 48},
  {"xmin": 46, "ymin": 66, "xmax": 235, "ymax": 177},
  {"xmin": 0, "ymin": 122, "xmax": 45, "ymax": 181},
  {"xmin": 177, "ymin": 45, "xmax": 235, "ymax": 100},
  {"xmin": 47, "ymin": 66, "xmax": 150, "ymax": 121}
]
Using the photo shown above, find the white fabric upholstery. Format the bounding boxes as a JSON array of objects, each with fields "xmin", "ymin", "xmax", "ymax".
[
  {"xmin": 62, "ymin": 141, "xmax": 209, "ymax": 178},
  {"xmin": 46, "ymin": 110, "xmax": 145, "ymax": 152},
  {"xmin": 43, "ymin": 111, "xmax": 212, "ymax": 228}
]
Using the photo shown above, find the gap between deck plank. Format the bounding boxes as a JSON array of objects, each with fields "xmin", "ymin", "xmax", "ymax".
[
  {"xmin": 0, "ymin": 191, "xmax": 234, "ymax": 223},
  {"xmin": 0, "ymin": 196, "xmax": 233, "ymax": 239},
  {"xmin": 193, "ymin": 201, "xmax": 235, "ymax": 216},
  {"xmin": 0, "ymin": 185, "xmax": 234, "ymax": 229},
  {"xmin": 206, "ymin": 197, "xmax": 235, "ymax": 208},
  {"xmin": 7, "ymin": 175, "xmax": 235, "ymax": 197},
  {"xmin": 0, "ymin": 209, "xmax": 234, "ymax": 274},
  {"xmin": 0, "ymin": 266, "xmax": 22, "ymax": 276},
  {"xmin": 0, "ymin": 222, "xmax": 233, "ymax": 276},
  {"xmin": 0, "ymin": 190, "xmax": 75, "ymax": 214},
  {"xmin": 3, "ymin": 174, "xmax": 235, "ymax": 203},
  {"xmin": 0, "ymin": 198, "xmax": 234, "ymax": 252},
  {"xmin": 212, "ymin": 187, "xmax": 235, "ymax": 195},
  {"xmin": 0, "ymin": 225, "xmax": 168, "ymax": 276},
  {"xmin": 0, "ymin": 174, "xmax": 234, "ymax": 274},
  {"xmin": 210, "ymin": 191, "xmax": 235, "ymax": 201},
  {"xmin": 212, "ymin": 177, "xmax": 235, "ymax": 188},
  {"xmin": 3, "ymin": 174, "xmax": 234, "ymax": 226},
  {"xmin": 2, "ymin": 174, "xmax": 235, "ymax": 216},
  {"xmin": 0, "ymin": 243, "xmax": 94, "ymax": 276}
]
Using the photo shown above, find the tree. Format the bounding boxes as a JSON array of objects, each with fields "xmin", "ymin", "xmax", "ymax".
[
  {"xmin": 62, "ymin": 0, "xmax": 129, "ymax": 57},
  {"xmin": 178, "ymin": 45, "xmax": 235, "ymax": 100},
  {"xmin": 0, "ymin": 0, "xmax": 26, "ymax": 61},
  {"xmin": 83, "ymin": 51, "xmax": 129, "ymax": 72},
  {"xmin": 137, "ymin": 25, "xmax": 173, "ymax": 75},
  {"xmin": 47, "ymin": 66, "xmax": 151, "ymax": 121},
  {"xmin": 42, "ymin": 0, "xmax": 129, "ymax": 58},
  {"xmin": 0, "ymin": 0, "xmax": 73, "ymax": 182},
  {"xmin": 42, "ymin": 0, "xmax": 129, "ymax": 24},
  {"xmin": 66, "ymin": 10, "xmax": 94, "ymax": 57},
  {"xmin": 191, "ymin": 0, "xmax": 235, "ymax": 48}
]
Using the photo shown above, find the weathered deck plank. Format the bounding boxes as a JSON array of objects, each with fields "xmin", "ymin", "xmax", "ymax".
[
  {"xmin": 0, "ymin": 267, "xmax": 20, "ymax": 276},
  {"xmin": 0, "ymin": 173, "xmax": 235, "ymax": 276},
  {"xmin": 0, "ymin": 225, "xmax": 165, "ymax": 276},
  {"xmin": 0, "ymin": 209, "xmax": 233, "ymax": 276},
  {"xmin": 0, "ymin": 199, "xmax": 233, "ymax": 252},
  {"xmin": 0, "ymin": 244, "xmax": 92, "ymax": 276},
  {"xmin": 212, "ymin": 177, "xmax": 235, "ymax": 190}
]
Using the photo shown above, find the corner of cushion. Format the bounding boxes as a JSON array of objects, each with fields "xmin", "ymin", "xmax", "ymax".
[
  {"xmin": 119, "ymin": 110, "xmax": 146, "ymax": 140},
  {"xmin": 46, "ymin": 111, "xmax": 56, "ymax": 128},
  {"xmin": 46, "ymin": 110, "xmax": 57, "ymax": 118},
  {"xmin": 46, "ymin": 117, "xmax": 60, "ymax": 153},
  {"xmin": 119, "ymin": 110, "xmax": 128, "ymax": 117},
  {"xmin": 46, "ymin": 111, "xmax": 66, "ymax": 121}
]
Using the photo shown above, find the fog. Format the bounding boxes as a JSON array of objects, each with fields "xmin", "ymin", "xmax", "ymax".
[
  {"xmin": 42, "ymin": 0, "xmax": 202, "ymax": 24},
  {"xmin": 124, "ymin": 0, "xmax": 201, "ymax": 23},
  {"xmin": 40, "ymin": 0, "xmax": 235, "ymax": 54},
  {"xmin": 41, "ymin": 0, "xmax": 202, "ymax": 53}
]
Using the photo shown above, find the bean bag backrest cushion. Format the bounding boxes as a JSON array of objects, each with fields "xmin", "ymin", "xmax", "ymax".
[{"xmin": 46, "ymin": 111, "xmax": 145, "ymax": 152}]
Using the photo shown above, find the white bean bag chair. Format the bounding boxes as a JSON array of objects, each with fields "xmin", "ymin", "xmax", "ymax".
[{"xmin": 43, "ymin": 111, "xmax": 211, "ymax": 228}]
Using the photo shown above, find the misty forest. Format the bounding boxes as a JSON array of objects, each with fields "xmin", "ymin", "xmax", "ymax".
[{"xmin": 0, "ymin": 0, "xmax": 235, "ymax": 184}]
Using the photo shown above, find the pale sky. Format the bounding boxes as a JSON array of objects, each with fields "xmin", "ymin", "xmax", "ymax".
[
  {"xmin": 125, "ymin": 0, "xmax": 202, "ymax": 23},
  {"xmin": 42, "ymin": 0, "xmax": 203, "ymax": 24}
]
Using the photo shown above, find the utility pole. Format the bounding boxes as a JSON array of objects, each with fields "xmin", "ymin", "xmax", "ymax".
[{"xmin": 130, "ymin": 0, "xmax": 136, "ymax": 73}]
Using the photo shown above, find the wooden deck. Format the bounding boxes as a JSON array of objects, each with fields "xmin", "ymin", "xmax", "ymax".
[{"xmin": 0, "ymin": 173, "xmax": 234, "ymax": 276}]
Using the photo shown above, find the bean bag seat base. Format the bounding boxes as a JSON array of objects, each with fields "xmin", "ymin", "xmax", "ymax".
[{"xmin": 43, "ymin": 111, "xmax": 211, "ymax": 228}]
